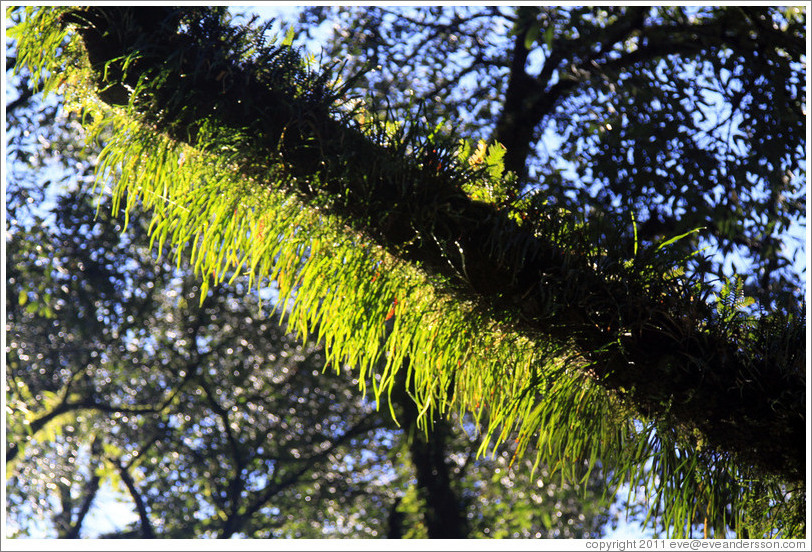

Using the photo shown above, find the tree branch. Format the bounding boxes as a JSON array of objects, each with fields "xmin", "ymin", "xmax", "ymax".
[
  {"xmin": 109, "ymin": 457, "xmax": 156, "ymax": 539},
  {"xmin": 6, "ymin": 84, "xmax": 35, "ymax": 115},
  {"xmin": 491, "ymin": 6, "xmax": 540, "ymax": 179},
  {"xmin": 64, "ymin": 444, "xmax": 103, "ymax": 539},
  {"xmin": 59, "ymin": 6, "xmax": 805, "ymax": 483},
  {"xmin": 222, "ymin": 410, "xmax": 384, "ymax": 538}
]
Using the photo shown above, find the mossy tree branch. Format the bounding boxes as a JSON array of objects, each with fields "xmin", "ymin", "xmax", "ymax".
[{"xmin": 20, "ymin": 6, "xmax": 803, "ymax": 494}]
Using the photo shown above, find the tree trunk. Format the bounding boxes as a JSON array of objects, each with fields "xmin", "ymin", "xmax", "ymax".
[{"xmin": 390, "ymin": 366, "xmax": 467, "ymax": 539}]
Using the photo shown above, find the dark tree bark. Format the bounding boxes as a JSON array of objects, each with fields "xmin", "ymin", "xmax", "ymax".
[
  {"xmin": 390, "ymin": 367, "xmax": 467, "ymax": 539},
  {"xmin": 406, "ymin": 421, "xmax": 467, "ymax": 538},
  {"xmin": 57, "ymin": 6, "xmax": 805, "ymax": 484},
  {"xmin": 492, "ymin": 7, "xmax": 648, "ymax": 181},
  {"xmin": 63, "ymin": 441, "xmax": 103, "ymax": 539},
  {"xmin": 110, "ymin": 457, "xmax": 156, "ymax": 538},
  {"xmin": 61, "ymin": 474, "xmax": 101, "ymax": 539},
  {"xmin": 386, "ymin": 497, "xmax": 405, "ymax": 539}
]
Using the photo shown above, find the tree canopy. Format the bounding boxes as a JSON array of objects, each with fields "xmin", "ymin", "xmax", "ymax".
[
  {"xmin": 7, "ymin": 5, "xmax": 807, "ymax": 538},
  {"xmin": 296, "ymin": 6, "xmax": 805, "ymax": 310}
]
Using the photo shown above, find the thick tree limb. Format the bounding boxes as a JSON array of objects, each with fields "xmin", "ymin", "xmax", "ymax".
[
  {"xmin": 109, "ymin": 456, "xmax": 156, "ymax": 538},
  {"xmin": 60, "ymin": 7, "xmax": 805, "ymax": 483},
  {"xmin": 64, "ymin": 441, "xmax": 103, "ymax": 539},
  {"xmin": 390, "ymin": 364, "xmax": 467, "ymax": 538},
  {"xmin": 492, "ymin": 7, "xmax": 648, "ymax": 177},
  {"xmin": 491, "ymin": 6, "xmax": 541, "ymax": 178},
  {"xmin": 63, "ymin": 473, "xmax": 101, "ymax": 538}
]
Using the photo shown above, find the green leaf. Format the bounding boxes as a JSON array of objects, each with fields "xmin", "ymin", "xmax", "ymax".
[
  {"xmin": 543, "ymin": 25, "xmax": 555, "ymax": 48},
  {"xmin": 524, "ymin": 24, "xmax": 540, "ymax": 50},
  {"xmin": 485, "ymin": 142, "xmax": 506, "ymax": 182},
  {"xmin": 655, "ymin": 227, "xmax": 705, "ymax": 252},
  {"xmin": 281, "ymin": 26, "xmax": 295, "ymax": 47},
  {"xmin": 541, "ymin": 510, "xmax": 553, "ymax": 530}
]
